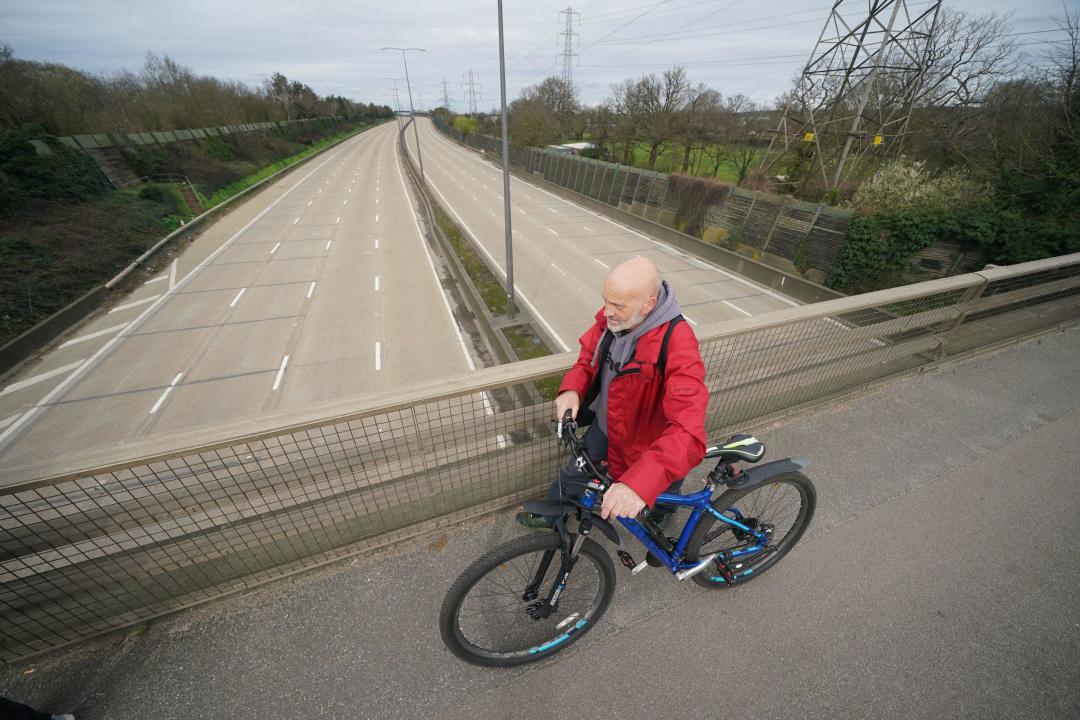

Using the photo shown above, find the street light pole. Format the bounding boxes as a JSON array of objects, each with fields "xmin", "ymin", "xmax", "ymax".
[
  {"xmin": 382, "ymin": 77, "xmax": 403, "ymax": 132},
  {"xmin": 381, "ymin": 46, "xmax": 425, "ymax": 184},
  {"xmin": 497, "ymin": 0, "xmax": 516, "ymax": 320}
]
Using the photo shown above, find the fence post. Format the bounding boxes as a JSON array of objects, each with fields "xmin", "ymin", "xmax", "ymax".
[
  {"xmin": 602, "ymin": 166, "xmax": 615, "ymax": 204},
  {"xmin": 643, "ymin": 173, "xmax": 657, "ymax": 218},
  {"xmin": 629, "ymin": 170, "xmax": 644, "ymax": 213},
  {"xmin": 652, "ymin": 177, "xmax": 669, "ymax": 222},
  {"xmin": 740, "ymin": 190, "xmax": 759, "ymax": 231},
  {"xmin": 760, "ymin": 197, "xmax": 790, "ymax": 254}
]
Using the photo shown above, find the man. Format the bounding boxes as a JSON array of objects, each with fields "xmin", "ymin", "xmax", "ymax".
[{"xmin": 517, "ymin": 256, "xmax": 708, "ymax": 528}]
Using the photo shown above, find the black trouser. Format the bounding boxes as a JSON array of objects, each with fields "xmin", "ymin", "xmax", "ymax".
[
  {"xmin": 0, "ymin": 697, "xmax": 52, "ymax": 720},
  {"xmin": 546, "ymin": 424, "xmax": 684, "ymax": 521}
]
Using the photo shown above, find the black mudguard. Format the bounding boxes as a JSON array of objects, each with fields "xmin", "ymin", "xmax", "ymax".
[
  {"xmin": 728, "ymin": 457, "xmax": 810, "ymax": 491},
  {"xmin": 521, "ymin": 499, "xmax": 623, "ymax": 547}
]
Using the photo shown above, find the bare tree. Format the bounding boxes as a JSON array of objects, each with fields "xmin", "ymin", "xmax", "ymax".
[
  {"xmin": 678, "ymin": 85, "xmax": 721, "ymax": 173},
  {"xmin": 637, "ymin": 66, "xmax": 690, "ymax": 169}
]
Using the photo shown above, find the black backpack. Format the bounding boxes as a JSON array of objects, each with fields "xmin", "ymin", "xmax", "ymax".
[{"xmin": 576, "ymin": 315, "xmax": 684, "ymax": 427}]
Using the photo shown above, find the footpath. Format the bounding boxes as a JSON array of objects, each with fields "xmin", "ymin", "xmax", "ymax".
[{"xmin": 2, "ymin": 325, "xmax": 1079, "ymax": 720}]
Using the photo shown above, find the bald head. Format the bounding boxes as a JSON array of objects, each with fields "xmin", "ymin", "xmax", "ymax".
[{"xmin": 602, "ymin": 257, "xmax": 662, "ymax": 332}]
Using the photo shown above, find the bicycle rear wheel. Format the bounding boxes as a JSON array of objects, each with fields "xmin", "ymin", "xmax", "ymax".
[
  {"xmin": 684, "ymin": 471, "xmax": 816, "ymax": 589},
  {"xmin": 439, "ymin": 532, "xmax": 615, "ymax": 666}
]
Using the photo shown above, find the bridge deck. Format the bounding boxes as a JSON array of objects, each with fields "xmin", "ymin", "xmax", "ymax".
[{"xmin": 2, "ymin": 324, "xmax": 1077, "ymax": 719}]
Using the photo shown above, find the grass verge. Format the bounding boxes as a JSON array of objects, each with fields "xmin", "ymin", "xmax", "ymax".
[
  {"xmin": 205, "ymin": 124, "xmax": 375, "ymax": 207},
  {"xmin": 432, "ymin": 204, "xmax": 508, "ymax": 315},
  {"xmin": 502, "ymin": 324, "xmax": 560, "ymax": 400}
]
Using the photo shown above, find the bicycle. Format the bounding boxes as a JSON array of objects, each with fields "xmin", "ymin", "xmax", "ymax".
[{"xmin": 439, "ymin": 413, "xmax": 817, "ymax": 666}]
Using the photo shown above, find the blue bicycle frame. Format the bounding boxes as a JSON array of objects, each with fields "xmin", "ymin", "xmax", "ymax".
[{"xmin": 578, "ymin": 486, "xmax": 770, "ymax": 575}]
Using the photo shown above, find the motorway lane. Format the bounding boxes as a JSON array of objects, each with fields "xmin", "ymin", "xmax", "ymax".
[
  {"xmin": 404, "ymin": 117, "xmax": 797, "ymax": 350},
  {"xmin": 0, "ymin": 121, "xmax": 473, "ymax": 476}
]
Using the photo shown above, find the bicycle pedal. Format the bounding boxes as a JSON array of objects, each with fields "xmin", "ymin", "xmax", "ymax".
[
  {"xmin": 645, "ymin": 552, "xmax": 663, "ymax": 567},
  {"xmin": 631, "ymin": 560, "xmax": 649, "ymax": 575},
  {"xmin": 616, "ymin": 550, "xmax": 637, "ymax": 570}
]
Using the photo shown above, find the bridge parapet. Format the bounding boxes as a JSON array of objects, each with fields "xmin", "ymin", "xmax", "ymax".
[{"xmin": 0, "ymin": 245, "xmax": 1077, "ymax": 662}]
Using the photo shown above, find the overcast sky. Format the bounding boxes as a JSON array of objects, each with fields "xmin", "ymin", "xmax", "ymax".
[{"xmin": 2, "ymin": 0, "xmax": 1072, "ymax": 112}]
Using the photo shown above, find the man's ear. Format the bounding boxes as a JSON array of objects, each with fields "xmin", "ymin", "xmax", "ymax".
[{"xmin": 643, "ymin": 295, "xmax": 658, "ymax": 314}]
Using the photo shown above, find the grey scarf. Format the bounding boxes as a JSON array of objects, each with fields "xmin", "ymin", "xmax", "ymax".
[{"xmin": 589, "ymin": 280, "xmax": 683, "ymax": 434}]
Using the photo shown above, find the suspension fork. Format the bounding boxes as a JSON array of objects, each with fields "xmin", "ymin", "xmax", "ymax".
[{"xmin": 524, "ymin": 518, "xmax": 589, "ymax": 619}]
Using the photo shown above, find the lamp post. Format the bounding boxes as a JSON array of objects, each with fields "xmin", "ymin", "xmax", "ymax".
[
  {"xmin": 382, "ymin": 77, "xmax": 402, "ymax": 131},
  {"xmin": 497, "ymin": 0, "xmax": 516, "ymax": 319},
  {"xmin": 381, "ymin": 47, "xmax": 425, "ymax": 184}
]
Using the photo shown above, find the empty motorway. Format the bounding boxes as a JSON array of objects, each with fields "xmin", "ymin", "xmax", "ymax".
[
  {"xmin": 403, "ymin": 116, "xmax": 798, "ymax": 351},
  {"xmin": 0, "ymin": 121, "xmax": 474, "ymax": 479}
]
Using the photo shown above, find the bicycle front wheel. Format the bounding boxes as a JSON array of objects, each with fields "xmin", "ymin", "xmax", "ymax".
[
  {"xmin": 685, "ymin": 471, "xmax": 816, "ymax": 589},
  {"xmin": 439, "ymin": 532, "xmax": 615, "ymax": 666}
]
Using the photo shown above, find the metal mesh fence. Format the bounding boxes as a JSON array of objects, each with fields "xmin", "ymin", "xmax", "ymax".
[
  {"xmin": 431, "ymin": 115, "xmax": 852, "ymax": 275},
  {"xmin": 1, "ymin": 166, "xmax": 1077, "ymax": 663},
  {"xmin": 4, "ymin": 253, "xmax": 1079, "ymax": 662}
]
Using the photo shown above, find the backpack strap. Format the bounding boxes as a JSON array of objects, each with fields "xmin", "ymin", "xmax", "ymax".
[{"xmin": 656, "ymin": 315, "xmax": 685, "ymax": 377}]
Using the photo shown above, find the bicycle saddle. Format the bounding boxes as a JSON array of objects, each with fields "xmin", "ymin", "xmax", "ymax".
[{"xmin": 704, "ymin": 433, "xmax": 765, "ymax": 463}]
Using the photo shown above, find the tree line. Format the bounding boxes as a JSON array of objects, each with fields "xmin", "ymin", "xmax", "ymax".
[
  {"xmin": 449, "ymin": 8, "xmax": 1078, "ymax": 203},
  {"xmin": 0, "ymin": 45, "xmax": 393, "ymax": 136}
]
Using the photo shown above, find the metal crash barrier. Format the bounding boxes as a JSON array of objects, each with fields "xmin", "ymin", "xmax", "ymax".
[{"xmin": 1, "ymin": 249, "xmax": 1078, "ymax": 661}]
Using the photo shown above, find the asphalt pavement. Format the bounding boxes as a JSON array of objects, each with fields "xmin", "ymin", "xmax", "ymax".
[
  {"xmin": 3, "ymin": 324, "xmax": 1077, "ymax": 720},
  {"xmin": 0, "ymin": 122, "xmax": 475, "ymax": 478},
  {"xmin": 403, "ymin": 117, "xmax": 798, "ymax": 351}
]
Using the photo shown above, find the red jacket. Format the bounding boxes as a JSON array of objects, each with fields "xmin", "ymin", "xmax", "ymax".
[{"xmin": 558, "ymin": 309, "xmax": 708, "ymax": 506}]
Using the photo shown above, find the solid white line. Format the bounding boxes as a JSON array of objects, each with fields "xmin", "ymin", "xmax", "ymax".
[
  {"xmin": 325, "ymin": 240, "xmax": 333, "ymax": 251},
  {"xmin": 374, "ymin": 342, "xmax": 381, "ymax": 371},
  {"xmin": 723, "ymin": 299, "xmax": 753, "ymax": 317},
  {"xmin": 424, "ymin": 119, "xmax": 800, "ymax": 309},
  {"xmin": 145, "ymin": 274, "xmax": 167, "ymax": 285},
  {"xmin": 547, "ymin": 228, "xmax": 559, "ymax": 236},
  {"xmin": 0, "ymin": 360, "xmax": 86, "ymax": 397},
  {"xmin": 307, "ymin": 282, "xmax": 317, "ymax": 299},
  {"xmin": 109, "ymin": 295, "xmax": 161, "ymax": 314},
  {"xmin": 0, "ymin": 413, "xmax": 20, "ymax": 431},
  {"xmin": 149, "ymin": 372, "xmax": 183, "ymax": 414},
  {"xmin": 59, "ymin": 322, "xmax": 128, "ymax": 349},
  {"xmin": 594, "ymin": 258, "xmax": 610, "ymax": 269},
  {"xmin": 272, "ymin": 355, "xmax": 289, "ymax": 391},
  {"xmin": 270, "ymin": 242, "xmax": 281, "ymax": 255},
  {"xmin": 0, "ymin": 147, "xmax": 343, "ymax": 449},
  {"xmin": 229, "ymin": 288, "xmax": 247, "ymax": 308},
  {"xmin": 416, "ymin": 159, "xmax": 571, "ymax": 353},
  {"xmin": 168, "ymin": 260, "xmax": 177, "ymax": 290},
  {"xmin": 374, "ymin": 275, "xmax": 381, "ymax": 291},
  {"xmin": 393, "ymin": 143, "xmax": 476, "ymax": 371}
]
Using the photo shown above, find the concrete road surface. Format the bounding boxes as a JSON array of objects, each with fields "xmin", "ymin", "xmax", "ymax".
[
  {"xmin": 404, "ymin": 117, "xmax": 797, "ymax": 351},
  {"xmin": 0, "ymin": 122, "xmax": 474, "ymax": 478},
  {"xmin": 2, "ymin": 325, "xmax": 1076, "ymax": 720}
]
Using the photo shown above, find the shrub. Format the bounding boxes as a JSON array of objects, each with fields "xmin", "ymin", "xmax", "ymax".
[{"xmin": 849, "ymin": 156, "xmax": 988, "ymax": 215}]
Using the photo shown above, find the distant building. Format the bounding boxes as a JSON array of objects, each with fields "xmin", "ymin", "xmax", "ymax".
[{"xmin": 546, "ymin": 142, "xmax": 596, "ymax": 156}]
